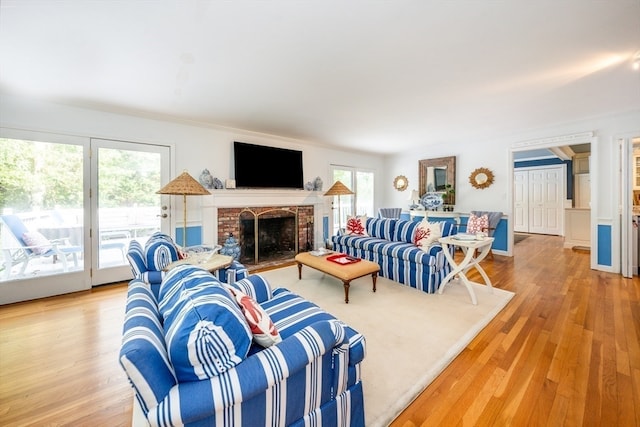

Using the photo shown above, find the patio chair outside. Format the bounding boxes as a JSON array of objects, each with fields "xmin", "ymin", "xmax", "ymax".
[{"xmin": 0, "ymin": 214, "xmax": 82, "ymax": 279}]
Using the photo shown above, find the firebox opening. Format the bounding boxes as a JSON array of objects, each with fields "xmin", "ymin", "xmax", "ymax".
[{"xmin": 239, "ymin": 210, "xmax": 297, "ymax": 265}]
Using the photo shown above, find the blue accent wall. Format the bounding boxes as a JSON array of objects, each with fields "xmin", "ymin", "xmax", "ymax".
[
  {"xmin": 407, "ymin": 213, "xmax": 509, "ymax": 252},
  {"xmin": 459, "ymin": 217, "xmax": 508, "ymax": 251},
  {"xmin": 323, "ymin": 215, "xmax": 329, "ymax": 242},
  {"xmin": 597, "ymin": 224, "xmax": 612, "ymax": 266},
  {"xmin": 514, "ymin": 158, "xmax": 573, "ymax": 199},
  {"xmin": 175, "ymin": 226, "xmax": 202, "ymax": 247}
]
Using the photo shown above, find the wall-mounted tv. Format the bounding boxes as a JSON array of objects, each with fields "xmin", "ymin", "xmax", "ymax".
[{"xmin": 233, "ymin": 141, "xmax": 304, "ymax": 189}]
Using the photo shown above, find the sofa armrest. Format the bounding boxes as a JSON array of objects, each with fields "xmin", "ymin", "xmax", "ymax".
[
  {"xmin": 427, "ymin": 244, "xmax": 443, "ymax": 257},
  {"xmin": 146, "ymin": 319, "xmax": 357, "ymax": 426}
]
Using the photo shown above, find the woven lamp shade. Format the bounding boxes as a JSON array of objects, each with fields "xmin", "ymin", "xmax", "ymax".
[
  {"xmin": 157, "ymin": 171, "xmax": 210, "ymax": 196},
  {"xmin": 324, "ymin": 180, "xmax": 354, "ymax": 196}
]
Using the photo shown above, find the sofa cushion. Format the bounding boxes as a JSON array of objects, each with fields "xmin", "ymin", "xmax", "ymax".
[
  {"xmin": 228, "ymin": 274, "xmax": 273, "ymax": 303},
  {"xmin": 158, "ymin": 265, "xmax": 252, "ymax": 381},
  {"xmin": 366, "ymin": 217, "xmax": 397, "ymax": 241},
  {"xmin": 333, "ymin": 235, "xmax": 442, "ymax": 265},
  {"xmin": 264, "ymin": 288, "xmax": 366, "ymax": 365},
  {"xmin": 227, "ymin": 286, "xmax": 282, "ymax": 348},
  {"xmin": 413, "ymin": 220, "xmax": 442, "ymax": 250},
  {"xmin": 393, "ymin": 219, "xmax": 419, "ymax": 243},
  {"xmin": 345, "ymin": 215, "xmax": 368, "ymax": 236}
]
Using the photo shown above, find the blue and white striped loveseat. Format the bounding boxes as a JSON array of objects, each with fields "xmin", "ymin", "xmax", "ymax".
[
  {"xmin": 120, "ymin": 265, "xmax": 366, "ymax": 426},
  {"xmin": 332, "ymin": 217, "xmax": 457, "ymax": 293}
]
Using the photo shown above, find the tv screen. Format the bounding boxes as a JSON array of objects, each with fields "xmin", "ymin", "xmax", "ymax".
[{"xmin": 233, "ymin": 141, "xmax": 304, "ymax": 189}]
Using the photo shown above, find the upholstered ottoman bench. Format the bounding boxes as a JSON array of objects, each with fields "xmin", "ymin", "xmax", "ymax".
[{"xmin": 295, "ymin": 252, "xmax": 380, "ymax": 303}]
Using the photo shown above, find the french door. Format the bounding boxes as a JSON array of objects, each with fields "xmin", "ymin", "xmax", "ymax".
[
  {"xmin": 90, "ymin": 139, "xmax": 171, "ymax": 285},
  {"xmin": 0, "ymin": 128, "xmax": 171, "ymax": 304}
]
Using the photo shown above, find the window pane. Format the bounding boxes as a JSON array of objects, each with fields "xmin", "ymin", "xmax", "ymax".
[
  {"xmin": 0, "ymin": 138, "xmax": 84, "ymax": 280},
  {"xmin": 97, "ymin": 147, "xmax": 161, "ymax": 268},
  {"xmin": 356, "ymin": 171, "xmax": 374, "ymax": 216}
]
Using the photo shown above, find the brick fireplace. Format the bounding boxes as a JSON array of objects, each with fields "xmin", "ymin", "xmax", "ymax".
[{"xmin": 217, "ymin": 205, "xmax": 315, "ymax": 266}]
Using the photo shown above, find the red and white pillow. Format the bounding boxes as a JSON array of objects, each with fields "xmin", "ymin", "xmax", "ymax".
[
  {"xmin": 413, "ymin": 220, "xmax": 442, "ymax": 250},
  {"xmin": 226, "ymin": 287, "xmax": 281, "ymax": 348},
  {"xmin": 467, "ymin": 213, "xmax": 489, "ymax": 234},
  {"xmin": 345, "ymin": 215, "xmax": 368, "ymax": 236}
]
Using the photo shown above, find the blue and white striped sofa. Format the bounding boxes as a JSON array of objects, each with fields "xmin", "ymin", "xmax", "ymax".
[
  {"xmin": 332, "ymin": 217, "xmax": 457, "ymax": 293},
  {"xmin": 120, "ymin": 265, "xmax": 366, "ymax": 426}
]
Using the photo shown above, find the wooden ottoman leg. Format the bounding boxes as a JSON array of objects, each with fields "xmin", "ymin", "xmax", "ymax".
[
  {"xmin": 297, "ymin": 262, "xmax": 303, "ymax": 280},
  {"xmin": 343, "ymin": 280, "xmax": 350, "ymax": 304},
  {"xmin": 372, "ymin": 272, "xmax": 377, "ymax": 292}
]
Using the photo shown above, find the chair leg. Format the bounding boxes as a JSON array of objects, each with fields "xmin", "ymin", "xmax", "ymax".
[{"xmin": 19, "ymin": 259, "xmax": 30, "ymax": 276}]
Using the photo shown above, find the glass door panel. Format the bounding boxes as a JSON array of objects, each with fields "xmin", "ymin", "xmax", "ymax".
[
  {"xmin": 90, "ymin": 139, "xmax": 170, "ymax": 285},
  {"xmin": 0, "ymin": 129, "xmax": 89, "ymax": 304}
]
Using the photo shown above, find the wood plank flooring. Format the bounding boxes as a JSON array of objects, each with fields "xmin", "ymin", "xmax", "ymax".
[{"xmin": 0, "ymin": 233, "xmax": 638, "ymax": 426}]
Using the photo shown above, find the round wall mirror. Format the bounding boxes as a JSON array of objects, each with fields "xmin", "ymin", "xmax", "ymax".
[
  {"xmin": 393, "ymin": 175, "xmax": 408, "ymax": 191},
  {"xmin": 469, "ymin": 167, "xmax": 494, "ymax": 189}
]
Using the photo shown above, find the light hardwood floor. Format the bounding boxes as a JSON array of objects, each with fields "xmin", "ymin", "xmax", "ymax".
[{"xmin": 0, "ymin": 234, "xmax": 638, "ymax": 426}]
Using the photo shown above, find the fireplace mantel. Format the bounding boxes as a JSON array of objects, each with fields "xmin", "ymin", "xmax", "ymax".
[
  {"xmin": 203, "ymin": 189, "xmax": 322, "ymax": 209},
  {"xmin": 201, "ymin": 189, "xmax": 327, "ymax": 251}
]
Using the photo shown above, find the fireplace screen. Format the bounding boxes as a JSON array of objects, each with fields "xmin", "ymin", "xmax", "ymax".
[{"xmin": 238, "ymin": 208, "xmax": 298, "ymax": 265}]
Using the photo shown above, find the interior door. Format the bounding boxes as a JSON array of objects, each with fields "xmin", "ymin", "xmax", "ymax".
[
  {"xmin": 530, "ymin": 167, "xmax": 563, "ymax": 235},
  {"xmin": 515, "ymin": 166, "xmax": 564, "ymax": 236},
  {"xmin": 513, "ymin": 170, "xmax": 529, "ymax": 232},
  {"xmin": 90, "ymin": 139, "xmax": 171, "ymax": 285}
]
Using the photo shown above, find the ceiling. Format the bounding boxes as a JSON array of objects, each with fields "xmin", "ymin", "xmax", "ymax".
[{"xmin": 1, "ymin": 1, "xmax": 639, "ymax": 154}]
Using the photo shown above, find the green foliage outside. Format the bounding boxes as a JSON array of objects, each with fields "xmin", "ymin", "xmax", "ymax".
[{"xmin": 0, "ymin": 138, "xmax": 161, "ymax": 213}]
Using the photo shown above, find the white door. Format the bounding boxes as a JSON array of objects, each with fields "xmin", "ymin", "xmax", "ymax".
[
  {"xmin": 90, "ymin": 139, "xmax": 171, "ymax": 285},
  {"xmin": 513, "ymin": 170, "xmax": 529, "ymax": 232},
  {"xmin": 529, "ymin": 167, "xmax": 563, "ymax": 235},
  {"xmin": 514, "ymin": 166, "xmax": 564, "ymax": 236},
  {"xmin": 574, "ymin": 174, "xmax": 591, "ymax": 208}
]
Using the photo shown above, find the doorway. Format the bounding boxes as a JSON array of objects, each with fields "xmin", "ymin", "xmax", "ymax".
[
  {"xmin": 620, "ymin": 134, "xmax": 640, "ymax": 278},
  {"xmin": 0, "ymin": 128, "xmax": 171, "ymax": 304},
  {"xmin": 509, "ymin": 132, "xmax": 595, "ymax": 267}
]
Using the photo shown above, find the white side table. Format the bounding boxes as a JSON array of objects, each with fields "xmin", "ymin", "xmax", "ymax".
[{"xmin": 438, "ymin": 235, "xmax": 494, "ymax": 304}]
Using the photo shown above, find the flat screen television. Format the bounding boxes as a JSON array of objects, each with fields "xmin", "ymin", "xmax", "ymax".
[{"xmin": 233, "ymin": 141, "xmax": 304, "ymax": 189}]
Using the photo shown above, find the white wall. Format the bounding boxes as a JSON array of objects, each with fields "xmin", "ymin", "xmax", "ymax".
[
  {"xmin": 0, "ymin": 94, "xmax": 386, "ymax": 242},
  {"xmin": 384, "ymin": 108, "xmax": 640, "ymax": 271},
  {"xmin": 4, "ymin": 94, "xmax": 640, "ymax": 272}
]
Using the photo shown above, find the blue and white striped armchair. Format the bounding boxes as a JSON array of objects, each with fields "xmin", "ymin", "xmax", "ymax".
[
  {"xmin": 119, "ymin": 266, "xmax": 366, "ymax": 427},
  {"xmin": 126, "ymin": 232, "xmax": 247, "ymax": 298}
]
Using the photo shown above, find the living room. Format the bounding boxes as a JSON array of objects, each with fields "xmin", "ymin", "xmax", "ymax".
[{"xmin": 1, "ymin": 1, "xmax": 640, "ymax": 426}]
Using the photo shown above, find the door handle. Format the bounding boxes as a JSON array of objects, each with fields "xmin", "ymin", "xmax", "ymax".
[{"xmin": 157, "ymin": 213, "xmax": 168, "ymax": 218}]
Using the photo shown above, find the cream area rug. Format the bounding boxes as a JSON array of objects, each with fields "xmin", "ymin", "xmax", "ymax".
[{"xmin": 259, "ymin": 265, "xmax": 514, "ymax": 427}]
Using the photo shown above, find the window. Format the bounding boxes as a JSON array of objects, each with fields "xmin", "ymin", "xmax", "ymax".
[{"xmin": 329, "ymin": 166, "xmax": 375, "ymax": 235}]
